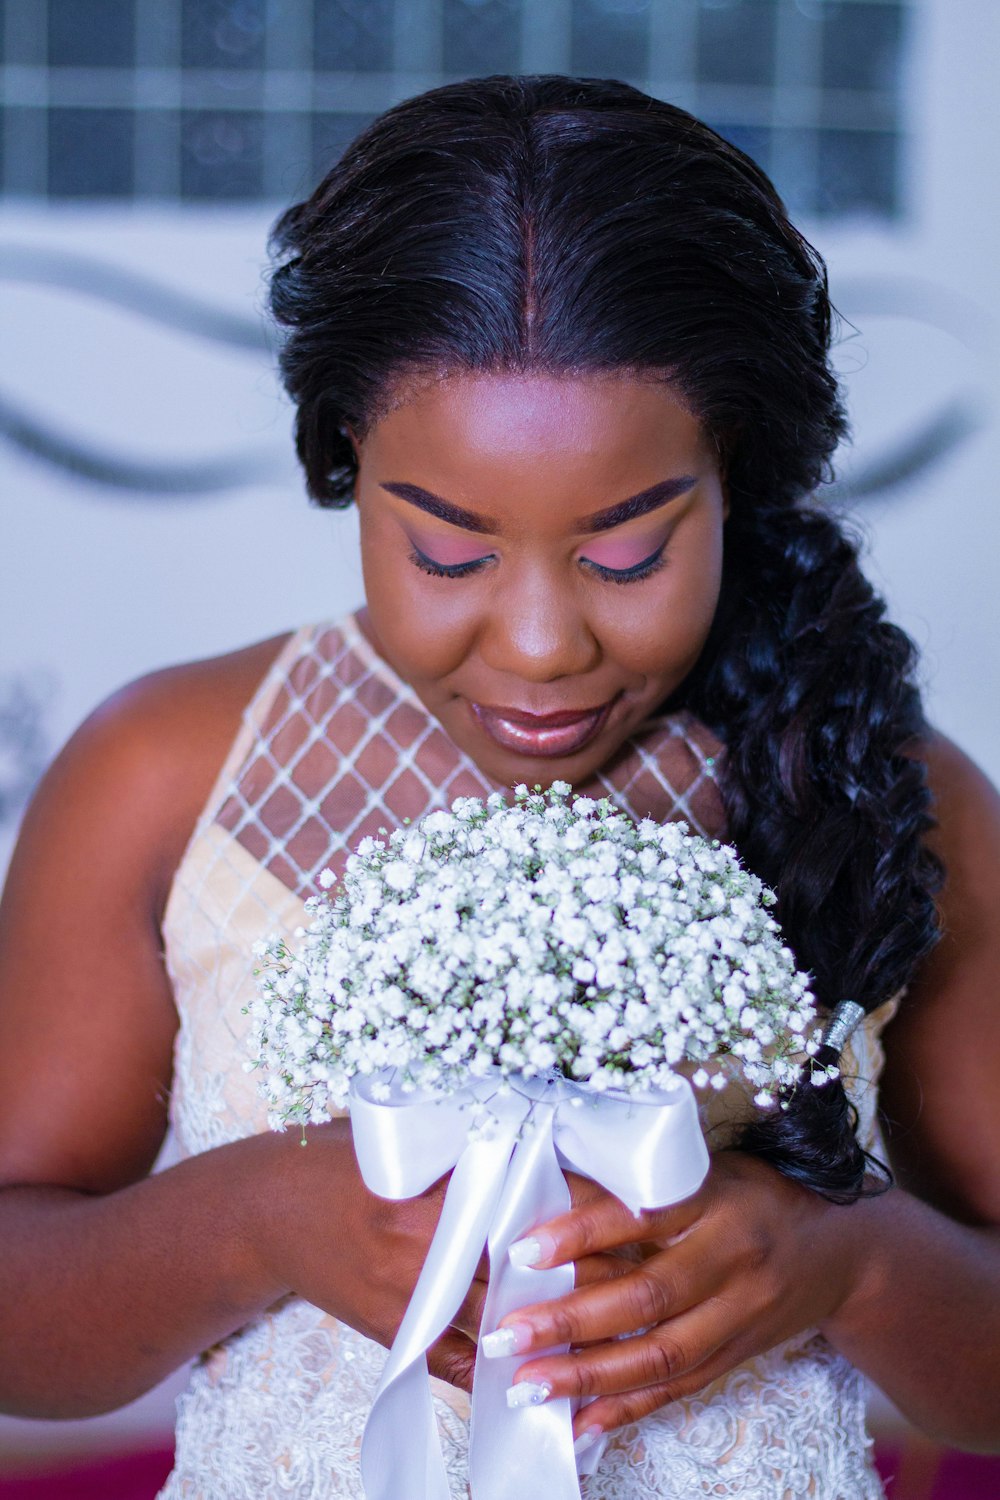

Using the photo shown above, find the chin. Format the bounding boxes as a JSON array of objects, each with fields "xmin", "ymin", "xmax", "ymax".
[{"xmin": 469, "ymin": 738, "xmax": 614, "ymax": 791}]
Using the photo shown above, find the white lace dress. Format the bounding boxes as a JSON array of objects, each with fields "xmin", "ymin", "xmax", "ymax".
[{"xmin": 159, "ymin": 612, "xmax": 891, "ymax": 1499}]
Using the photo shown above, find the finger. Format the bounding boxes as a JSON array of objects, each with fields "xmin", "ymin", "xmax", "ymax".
[
  {"xmin": 485, "ymin": 1251, "xmax": 643, "ymax": 1358},
  {"xmin": 459, "ymin": 1249, "xmax": 630, "ymax": 1335},
  {"xmin": 562, "ymin": 1250, "xmax": 639, "ymax": 1290},
  {"xmin": 570, "ymin": 1337, "xmax": 750, "ymax": 1442},
  {"xmin": 458, "ymin": 1244, "xmax": 640, "ymax": 1346},
  {"xmin": 508, "ymin": 1297, "xmax": 736, "ymax": 1405},
  {"xmin": 534, "ymin": 1252, "xmax": 642, "ymax": 1348},
  {"xmin": 487, "ymin": 1240, "xmax": 726, "ymax": 1354},
  {"xmin": 427, "ymin": 1329, "xmax": 478, "ymax": 1393},
  {"xmin": 452, "ymin": 1275, "xmax": 489, "ymax": 1340},
  {"xmin": 563, "ymin": 1169, "xmax": 708, "ymax": 1234},
  {"xmin": 513, "ymin": 1181, "xmax": 709, "ymax": 1268}
]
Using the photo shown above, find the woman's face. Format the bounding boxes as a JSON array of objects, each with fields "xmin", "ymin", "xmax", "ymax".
[{"xmin": 353, "ymin": 370, "xmax": 727, "ymax": 787}]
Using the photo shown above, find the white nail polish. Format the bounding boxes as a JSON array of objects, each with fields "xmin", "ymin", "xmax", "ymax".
[
  {"xmin": 481, "ymin": 1327, "xmax": 518, "ymax": 1359},
  {"xmin": 505, "ymin": 1380, "xmax": 552, "ymax": 1409},
  {"xmin": 508, "ymin": 1236, "xmax": 542, "ymax": 1268},
  {"xmin": 573, "ymin": 1425, "xmax": 603, "ymax": 1456}
]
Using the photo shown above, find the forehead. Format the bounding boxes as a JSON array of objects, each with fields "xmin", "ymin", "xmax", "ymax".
[{"xmin": 366, "ymin": 370, "xmax": 709, "ymax": 483}]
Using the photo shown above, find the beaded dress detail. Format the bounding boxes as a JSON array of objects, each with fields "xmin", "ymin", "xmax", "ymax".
[{"xmin": 160, "ymin": 613, "xmax": 890, "ymax": 1499}]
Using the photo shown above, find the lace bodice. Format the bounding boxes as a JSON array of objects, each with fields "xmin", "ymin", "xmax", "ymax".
[{"xmin": 159, "ymin": 613, "xmax": 889, "ymax": 1499}]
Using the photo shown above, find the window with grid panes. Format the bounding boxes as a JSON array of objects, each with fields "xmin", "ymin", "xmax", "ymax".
[{"xmin": 0, "ymin": 0, "xmax": 910, "ymax": 218}]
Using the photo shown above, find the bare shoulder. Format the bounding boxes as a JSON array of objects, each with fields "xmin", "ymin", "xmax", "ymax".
[
  {"xmin": 30, "ymin": 631, "xmax": 294, "ymax": 911},
  {"xmin": 880, "ymin": 729, "xmax": 1000, "ymax": 1223},
  {"xmin": 78, "ymin": 631, "xmax": 294, "ymax": 814},
  {"xmin": 908, "ymin": 727, "xmax": 1000, "ymax": 978},
  {"xmin": 921, "ymin": 728, "xmax": 1000, "ymax": 833},
  {"xmin": 0, "ymin": 631, "xmax": 292, "ymax": 1193}
]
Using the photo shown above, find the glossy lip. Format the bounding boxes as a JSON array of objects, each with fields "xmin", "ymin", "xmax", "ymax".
[{"xmin": 469, "ymin": 698, "xmax": 617, "ymax": 759}]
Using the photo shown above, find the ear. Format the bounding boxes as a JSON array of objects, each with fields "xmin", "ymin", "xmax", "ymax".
[
  {"xmin": 708, "ymin": 429, "xmax": 730, "ymax": 520},
  {"xmin": 339, "ymin": 425, "xmax": 362, "ymax": 507},
  {"xmin": 342, "ymin": 423, "xmax": 361, "ymax": 461}
]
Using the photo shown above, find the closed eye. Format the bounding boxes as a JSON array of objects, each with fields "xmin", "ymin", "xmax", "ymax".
[
  {"xmin": 408, "ymin": 544, "xmax": 495, "ymax": 579},
  {"xmin": 581, "ymin": 542, "xmax": 668, "ymax": 584},
  {"xmin": 407, "ymin": 540, "xmax": 668, "ymax": 583}
]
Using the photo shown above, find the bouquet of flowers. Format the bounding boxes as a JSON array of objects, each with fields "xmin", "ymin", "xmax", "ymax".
[{"xmin": 250, "ymin": 783, "xmax": 820, "ymax": 1500}]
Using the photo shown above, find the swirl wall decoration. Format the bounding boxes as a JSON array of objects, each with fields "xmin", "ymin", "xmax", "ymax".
[{"xmin": 0, "ymin": 244, "xmax": 988, "ymax": 503}]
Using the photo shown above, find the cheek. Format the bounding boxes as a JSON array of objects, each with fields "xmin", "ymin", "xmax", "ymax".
[
  {"xmin": 604, "ymin": 522, "xmax": 723, "ymax": 681},
  {"xmin": 359, "ymin": 517, "xmax": 480, "ymax": 683}
]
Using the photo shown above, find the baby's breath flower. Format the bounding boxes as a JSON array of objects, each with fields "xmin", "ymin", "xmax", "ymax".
[{"xmin": 251, "ymin": 785, "xmax": 816, "ymax": 1128}]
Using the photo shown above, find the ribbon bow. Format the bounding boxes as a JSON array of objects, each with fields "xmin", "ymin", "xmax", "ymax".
[{"xmin": 350, "ymin": 1071, "xmax": 709, "ymax": 1500}]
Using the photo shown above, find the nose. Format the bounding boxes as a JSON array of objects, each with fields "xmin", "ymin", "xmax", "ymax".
[{"xmin": 478, "ymin": 569, "xmax": 601, "ymax": 683}]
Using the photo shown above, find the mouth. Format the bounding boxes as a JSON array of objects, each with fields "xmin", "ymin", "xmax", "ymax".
[{"xmin": 469, "ymin": 698, "xmax": 617, "ymax": 759}]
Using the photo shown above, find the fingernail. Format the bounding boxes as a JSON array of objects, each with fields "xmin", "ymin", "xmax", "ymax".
[
  {"xmin": 505, "ymin": 1379, "xmax": 552, "ymax": 1409},
  {"xmin": 508, "ymin": 1231, "xmax": 555, "ymax": 1268},
  {"xmin": 573, "ymin": 1425, "xmax": 603, "ymax": 1456},
  {"xmin": 481, "ymin": 1323, "xmax": 531, "ymax": 1359}
]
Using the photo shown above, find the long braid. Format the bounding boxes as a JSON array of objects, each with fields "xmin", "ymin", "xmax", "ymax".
[{"xmin": 683, "ymin": 502, "xmax": 943, "ymax": 1199}]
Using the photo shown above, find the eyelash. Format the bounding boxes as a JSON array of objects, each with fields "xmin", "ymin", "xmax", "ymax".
[
  {"xmin": 407, "ymin": 542, "xmax": 668, "ymax": 585},
  {"xmin": 407, "ymin": 547, "xmax": 492, "ymax": 580},
  {"xmin": 582, "ymin": 543, "xmax": 668, "ymax": 585}
]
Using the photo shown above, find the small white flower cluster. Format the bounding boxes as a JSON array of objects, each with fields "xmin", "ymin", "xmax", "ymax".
[{"xmin": 249, "ymin": 783, "xmax": 819, "ymax": 1129}]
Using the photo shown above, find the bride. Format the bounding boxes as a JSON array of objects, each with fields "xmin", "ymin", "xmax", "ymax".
[{"xmin": 0, "ymin": 75, "xmax": 998, "ymax": 1498}]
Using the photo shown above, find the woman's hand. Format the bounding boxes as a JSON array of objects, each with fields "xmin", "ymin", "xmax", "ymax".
[
  {"xmin": 253, "ymin": 1120, "xmax": 638, "ymax": 1396},
  {"xmin": 489, "ymin": 1151, "xmax": 866, "ymax": 1440},
  {"xmin": 248, "ymin": 1119, "xmax": 481, "ymax": 1391}
]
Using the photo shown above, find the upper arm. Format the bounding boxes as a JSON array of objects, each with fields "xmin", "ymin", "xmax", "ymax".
[
  {"xmin": 0, "ymin": 635, "xmax": 288, "ymax": 1194},
  {"xmin": 879, "ymin": 733, "xmax": 1000, "ymax": 1226}
]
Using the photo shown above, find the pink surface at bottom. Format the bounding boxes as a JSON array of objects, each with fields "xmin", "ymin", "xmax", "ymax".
[
  {"xmin": 0, "ymin": 1448, "xmax": 174, "ymax": 1499},
  {"xmin": 2, "ymin": 1442, "xmax": 1000, "ymax": 1498},
  {"xmin": 876, "ymin": 1441, "xmax": 1000, "ymax": 1499}
]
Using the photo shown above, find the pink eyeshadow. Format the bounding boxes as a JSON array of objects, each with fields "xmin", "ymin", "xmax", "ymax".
[
  {"xmin": 582, "ymin": 529, "xmax": 667, "ymax": 570},
  {"xmin": 408, "ymin": 528, "xmax": 490, "ymax": 566}
]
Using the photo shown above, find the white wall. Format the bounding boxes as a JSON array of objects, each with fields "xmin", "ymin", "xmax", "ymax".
[
  {"xmin": 0, "ymin": 206, "xmax": 365, "ymax": 879},
  {"xmin": 818, "ymin": 0, "xmax": 1000, "ymax": 780}
]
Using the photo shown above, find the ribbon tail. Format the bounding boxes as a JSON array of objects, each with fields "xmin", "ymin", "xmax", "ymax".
[
  {"xmin": 554, "ymin": 1079, "xmax": 711, "ymax": 1478},
  {"xmin": 470, "ymin": 1106, "xmax": 581, "ymax": 1500},
  {"xmin": 360, "ymin": 1124, "xmax": 521, "ymax": 1500}
]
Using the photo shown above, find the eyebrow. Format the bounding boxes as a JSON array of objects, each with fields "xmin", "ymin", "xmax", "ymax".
[{"xmin": 379, "ymin": 475, "xmax": 697, "ymax": 536}]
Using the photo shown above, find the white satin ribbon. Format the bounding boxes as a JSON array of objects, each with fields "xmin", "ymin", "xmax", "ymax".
[{"xmin": 351, "ymin": 1071, "xmax": 709, "ymax": 1500}]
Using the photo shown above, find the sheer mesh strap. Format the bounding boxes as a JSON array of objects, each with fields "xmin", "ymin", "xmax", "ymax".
[{"xmin": 188, "ymin": 624, "xmax": 316, "ymax": 845}]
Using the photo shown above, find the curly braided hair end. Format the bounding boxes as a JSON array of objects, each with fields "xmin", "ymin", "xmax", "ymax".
[{"xmin": 683, "ymin": 505, "xmax": 943, "ymax": 1200}]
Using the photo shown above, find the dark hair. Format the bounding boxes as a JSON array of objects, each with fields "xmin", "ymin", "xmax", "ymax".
[{"xmin": 268, "ymin": 74, "xmax": 942, "ymax": 1201}]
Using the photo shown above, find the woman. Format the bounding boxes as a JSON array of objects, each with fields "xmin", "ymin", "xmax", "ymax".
[{"xmin": 0, "ymin": 75, "xmax": 998, "ymax": 1498}]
